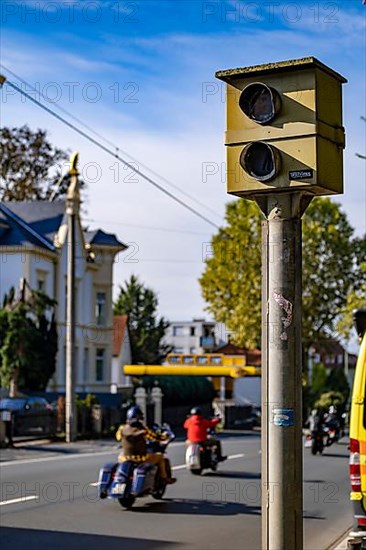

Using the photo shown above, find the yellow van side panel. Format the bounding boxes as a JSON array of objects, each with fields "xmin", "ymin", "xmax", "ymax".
[{"xmin": 350, "ymin": 333, "xmax": 366, "ymax": 505}]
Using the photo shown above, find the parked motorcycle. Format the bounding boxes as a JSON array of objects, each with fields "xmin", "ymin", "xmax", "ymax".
[
  {"xmin": 98, "ymin": 423, "xmax": 175, "ymax": 509},
  {"xmin": 185, "ymin": 428, "xmax": 224, "ymax": 475}
]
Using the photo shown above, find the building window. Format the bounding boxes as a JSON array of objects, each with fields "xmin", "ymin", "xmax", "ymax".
[
  {"xmin": 190, "ymin": 347, "xmax": 196, "ymax": 354},
  {"xmin": 83, "ymin": 348, "xmax": 89, "ymax": 382},
  {"xmin": 37, "ymin": 279, "xmax": 45, "ymax": 291},
  {"xmin": 96, "ymin": 292, "xmax": 106, "ymax": 326},
  {"xmin": 96, "ymin": 348, "xmax": 105, "ymax": 381},
  {"xmin": 190, "ymin": 327, "xmax": 196, "ymax": 336},
  {"xmin": 36, "ymin": 270, "xmax": 48, "ymax": 292},
  {"xmin": 173, "ymin": 326, "xmax": 184, "ymax": 336},
  {"xmin": 174, "ymin": 347, "xmax": 184, "ymax": 353}
]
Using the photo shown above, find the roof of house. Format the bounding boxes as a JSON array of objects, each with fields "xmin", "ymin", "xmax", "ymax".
[
  {"xmin": 113, "ymin": 315, "xmax": 128, "ymax": 357},
  {"xmin": 0, "ymin": 201, "xmax": 127, "ymax": 252},
  {"xmin": 85, "ymin": 229, "xmax": 127, "ymax": 249},
  {"xmin": 0, "ymin": 201, "xmax": 65, "ymax": 250},
  {"xmin": 215, "ymin": 342, "xmax": 262, "ymax": 367}
]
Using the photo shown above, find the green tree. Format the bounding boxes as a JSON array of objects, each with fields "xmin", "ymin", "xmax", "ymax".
[
  {"xmin": 0, "ymin": 125, "xmax": 69, "ymax": 201},
  {"xmin": 336, "ymin": 236, "xmax": 366, "ymax": 339},
  {"xmin": 141, "ymin": 376, "xmax": 215, "ymax": 406},
  {"xmin": 311, "ymin": 363, "xmax": 328, "ymax": 397},
  {"xmin": 302, "ymin": 198, "xmax": 359, "ymax": 348},
  {"xmin": 0, "ymin": 303, "xmax": 33, "ymax": 396},
  {"xmin": 199, "ymin": 200, "xmax": 262, "ymax": 348},
  {"xmin": 22, "ymin": 291, "xmax": 58, "ymax": 392},
  {"xmin": 315, "ymin": 390, "xmax": 347, "ymax": 413},
  {"xmin": 200, "ymin": 197, "xmax": 362, "ymax": 350},
  {"xmin": 114, "ymin": 275, "xmax": 171, "ymax": 364},
  {"xmin": 0, "ymin": 287, "xmax": 58, "ymax": 395}
]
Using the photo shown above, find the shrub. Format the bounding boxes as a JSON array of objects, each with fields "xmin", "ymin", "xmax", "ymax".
[{"xmin": 139, "ymin": 376, "xmax": 215, "ymax": 406}]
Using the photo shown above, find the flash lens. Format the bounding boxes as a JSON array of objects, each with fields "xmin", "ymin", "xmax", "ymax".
[
  {"xmin": 240, "ymin": 142, "xmax": 281, "ymax": 182},
  {"xmin": 239, "ymin": 83, "xmax": 281, "ymax": 124}
]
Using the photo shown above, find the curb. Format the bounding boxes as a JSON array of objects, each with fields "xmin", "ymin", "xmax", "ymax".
[{"xmin": 329, "ymin": 530, "xmax": 351, "ymax": 550}]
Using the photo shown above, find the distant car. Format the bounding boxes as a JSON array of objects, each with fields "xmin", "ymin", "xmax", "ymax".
[{"xmin": 0, "ymin": 396, "xmax": 57, "ymax": 437}]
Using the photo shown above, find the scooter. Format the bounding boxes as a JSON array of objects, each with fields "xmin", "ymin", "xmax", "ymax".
[
  {"xmin": 185, "ymin": 428, "xmax": 224, "ymax": 475},
  {"xmin": 98, "ymin": 423, "xmax": 175, "ymax": 509}
]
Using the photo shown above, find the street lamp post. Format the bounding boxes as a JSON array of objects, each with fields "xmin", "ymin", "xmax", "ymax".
[{"xmin": 65, "ymin": 152, "xmax": 79, "ymax": 443}]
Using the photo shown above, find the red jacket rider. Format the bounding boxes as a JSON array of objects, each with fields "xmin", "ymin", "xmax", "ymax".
[{"xmin": 184, "ymin": 407, "xmax": 221, "ymax": 443}]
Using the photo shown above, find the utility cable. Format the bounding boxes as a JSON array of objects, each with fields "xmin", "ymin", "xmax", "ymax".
[
  {"xmin": 1, "ymin": 69, "xmax": 221, "ymax": 229},
  {"xmin": 83, "ymin": 217, "xmax": 211, "ymax": 236}
]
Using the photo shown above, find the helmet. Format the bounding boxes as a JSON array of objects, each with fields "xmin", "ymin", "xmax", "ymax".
[
  {"xmin": 126, "ymin": 405, "xmax": 144, "ymax": 423},
  {"xmin": 190, "ymin": 407, "xmax": 202, "ymax": 416},
  {"xmin": 329, "ymin": 405, "xmax": 336, "ymax": 414}
]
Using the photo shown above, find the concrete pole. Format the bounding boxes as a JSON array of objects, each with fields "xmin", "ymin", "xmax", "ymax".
[
  {"xmin": 220, "ymin": 376, "xmax": 226, "ymax": 400},
  {"xmin": 65, "ymin": 153, "xmax": 79, "ymax": 443},
  {"xmin": 134, "ymin": 387, "xmax": 147, "ymax": 420},
  {"xmin": 256, "ymin": 192, "xmax": 311, "ymax": 550},
  {"xmin": 151, "ymin": 386, "xmax": 163, "ymax": 425}
]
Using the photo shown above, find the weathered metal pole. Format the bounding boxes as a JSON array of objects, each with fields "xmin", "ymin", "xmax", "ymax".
[
  {"xmin": 257, "ymin": 192, "xmax": 310, "ymax": 550},
  {"xmin": 65, "ymin": 153, "xmax": 79, "ymax": 443}
]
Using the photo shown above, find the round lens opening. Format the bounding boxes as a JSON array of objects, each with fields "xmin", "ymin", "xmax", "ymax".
[
  {"xmin": 239, "ymin": 83, "xmax": 280, "ymax": 124},
  {"xmin": 240, "ymin": 142, "xmax": 280, "ymax": 182}
]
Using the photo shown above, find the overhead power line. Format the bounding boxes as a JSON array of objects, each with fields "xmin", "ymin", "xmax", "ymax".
[
  {"xmin": 83, "ymin": 217, "xmax": 211, "ymax": 236},
  {"xmin": 1, "ymin": 65, "xmax": 221, "ymax": 221},
  {"xmin": 0, "ymin": 68, "xmax": 220, "ymax": 230}
]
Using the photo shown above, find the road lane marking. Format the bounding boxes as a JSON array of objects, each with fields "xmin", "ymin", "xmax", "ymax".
[
  {"xmin": 172, "ymin": 453, "xmax": 245, "ymax": 470},
  {"xmin": 0, "ymin": 440, "xmax": 248, "ymax": 468},
  {"xmin": 0, "ymin": 441, "xmax": 187, "ymax": 468},
  {"xmin": 228, "ymin": 453, "xmax": 245, "ymax": 460},
  {"xmin": 0, "ymin": 495, "xmax": 38, "ymax": 506},
  {"xmin": 89, "ymin": 453, "xmax": 246, "ymax": 481},
  {"xmin": 0, "ymin": 449, "xmax": 119, "ymax": 467}
]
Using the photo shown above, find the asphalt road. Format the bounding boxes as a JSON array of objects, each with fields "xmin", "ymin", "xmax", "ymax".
[{"xmin": 0, "ymin": 432, "xmax": 353, "ymax": 550}]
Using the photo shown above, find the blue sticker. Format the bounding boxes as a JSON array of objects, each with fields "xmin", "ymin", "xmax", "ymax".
[{"xmin": 273, "ymin": 408, "xmax": 294, "ymax": 427}]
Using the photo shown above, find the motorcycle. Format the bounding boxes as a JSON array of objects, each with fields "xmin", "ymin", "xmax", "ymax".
[
  {"xmin": 185, "ymin": 427, "xmax": 224, "ymax": 475},
  {"xmin": 305, "ymin": 430, "xmax": 325, "ymax": 455},
  {"xmin": 323, "ymin": 424, "xmax": 340, "ymax": 447},
  {"xmin": 97, "ymin": 423, "xmax": 175, "ymax": 509},
  {"xmin": 304, "ymin": 424, "xmax": 337, "ymax": 455}
]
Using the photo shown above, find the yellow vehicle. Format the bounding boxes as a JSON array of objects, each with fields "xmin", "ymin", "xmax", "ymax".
[{"xmin": 349, "ymin": 309, "xmax": 366, "ymax": 535}]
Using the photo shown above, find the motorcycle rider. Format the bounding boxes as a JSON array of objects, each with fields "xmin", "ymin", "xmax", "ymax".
[
  {"xmin": 324, "ymin": 405, "xmax": 340, "ymax": 439},
  {"xmin": 307, "ymin": 408, "xmax": 324, "ymax": 435},
  {"xmin": 184, "ymin": 407, "xmax": 227, "ymax": 461},
  {"xmin": 116, "ymin": 405, "xmax": 176, "ymax": 484}
]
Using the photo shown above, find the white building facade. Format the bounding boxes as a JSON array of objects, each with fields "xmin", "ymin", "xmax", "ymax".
[
  {"xmin": 0, "ymin": 200, "xmax": 127, "ymax": 393},
  {"xmin": 164, "ymin": 319, "xmax": 227, "ymax": 355}
]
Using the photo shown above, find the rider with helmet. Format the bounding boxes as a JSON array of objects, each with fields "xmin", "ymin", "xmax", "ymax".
[
  {"xmin": 184, "ymin": 407, "xmax": 226, "ymax": 461},
  {"xmin": 116, "ymin": 405, "xmax": 176, "ymax": 484},
  {"xmin": 324, "ymin": 404, "xmax": 340, "ymax": 438},
  {"xmin": 307, "ymin": 408, "xmax": 324, "ymax": 435}
]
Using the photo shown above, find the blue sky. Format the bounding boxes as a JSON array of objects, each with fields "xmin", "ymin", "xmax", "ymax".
[{"xmin": 1, "ymin": 0, "xmax": 365, "ymax": 323}]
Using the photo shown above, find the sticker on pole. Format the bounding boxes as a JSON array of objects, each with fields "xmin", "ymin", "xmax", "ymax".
[{"xmin": 273, "ymin": 408, "xmax": 294, "ymax": 427}]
